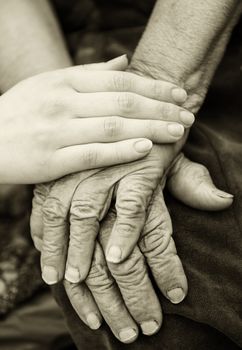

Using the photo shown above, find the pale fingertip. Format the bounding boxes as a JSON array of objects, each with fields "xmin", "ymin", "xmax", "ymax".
[
  {"xmin": 86, "ymin": 313, "xmax": 102, "ymax": 330},
  {"xmin": 171, "ymin": 88, "xmax": 187, "ymax": 103},
  {"xmin": 140, "ymin": 320, "xmax": 160, "ymax": 336},
  {"xmin": 42, "ymin": 266, "xmax": 59, "ymax": 285},
  {"xmin": 212, "ymin": 189, "xmax": 234, "ymax": 199},
  {"xmin": 106, "ymin": 245, "xmax": 122, "ymax": 263},
  {"xmin": 65, "ymin": 266, "xmax": 81, "ymax": 283},
  {"xmin": 134, "ymin": 139, "xmax": 153, "ymax": 153},
  {"xmin": 119, "ymin": 328, "xmax": 137, "ymax": 343},
  {"xmin": 108, "ymin": 54, "xmax": 128, "ymax": 63},
  {"xmin": 179, "ymin": 111, "xmax": 195, "ymax": 125},
  {"xmin": 167, "ymin": 123, "xmax": 184, "ymax": 137},
  {"xmin": 167, "ymin": 288, "xmax": 185, "ymax": 304},
  {"xmin": 107, "ymin": 55, "xmax": 128, "ymax": 70}
]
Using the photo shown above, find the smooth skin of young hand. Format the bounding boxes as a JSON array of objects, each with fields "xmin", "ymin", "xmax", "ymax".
[{"xmin": 0, "ymin": 55, "xmax": 193, "ymax": 184}]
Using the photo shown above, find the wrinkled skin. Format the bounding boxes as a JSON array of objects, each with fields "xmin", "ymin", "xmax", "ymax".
[{"xmin": 31, "ymin": 147, "xmax": 233, "ymax": 343}]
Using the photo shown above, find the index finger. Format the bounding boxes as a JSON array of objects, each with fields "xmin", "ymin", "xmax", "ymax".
[{"xmin": 64, "ymin": 68, "xmax": 187, "ymax": 104}]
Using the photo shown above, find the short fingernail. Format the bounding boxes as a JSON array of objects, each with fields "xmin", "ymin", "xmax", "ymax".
[
  {"xmin": 65, "ymin": 266, "xmax": 80, "ymax": 283},
  {"xmin": 171, "ymin": 88, "xmax": 187, "ymax": 103},
  {"xmin": 106, "ymin": 246, "xmax": 122, "ymax": 263},
  {"xmin": 212, "ymin": 189, "xmax": 234, "ymax": 199},
  {"xmin": 180, "ymin": 111, "xmax": 195, "ymax": 125},
  {"xmin": 141, "ymin": 320, "xmax": 159, "ymax": 335},
  {"xmin": 42, "ymin": 266, "xmax": 58, "ymax": 285},
  {"xmin": 119, "ymin": 328, "xmax": 137, "ymax": 343},
  {"xmin": 167, "ymin": 123, "xmax": 184, "ymax": 137},
  {"xmin": 167, "ymin": 288, "xmax": 185, "ymax": 304},
  {"xmin": 86, "ymin": 313, "xmax": 102, "ymax": 330},
  {"xmin": 134, "ymin": 139, "xmax": 153, "ymax": 153},
  {"xmin": 108, "ymin": 54, "xmax": 127, "ymax": 63}
]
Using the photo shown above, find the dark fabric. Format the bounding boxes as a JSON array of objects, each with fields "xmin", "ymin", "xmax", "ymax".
[{"xmin": 53, "ymin": 283, "xmax": 240, "ymax": 350}]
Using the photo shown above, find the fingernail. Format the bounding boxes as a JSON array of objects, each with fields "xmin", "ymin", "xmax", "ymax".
[
  {"xmin": 180, "ymin": 111, "xmax": 195, "ymax": 125},
  {"xmin": 42, "ymin": 266, "xmax": 58, "ymax": 285},
  {"xmin": 171, "ymin": 88, "xmax": 187, "ymax": 103},
  {"xmin": 167, "ymin": 123, "xmax": 184, "ymax": 137},
  {"xmin": 65, "ymin": 266, "xmax": 80, "ymax": 283},
  {"xmin": 141, "ymin": 320, "xmax": 159, "ymax": 335},
  {"xmin": 119, "ymin": 328, "xmax": 137, "ymax": 343},
  {"xmin": 86, "ymin": 313, "xmax": 101, "ymax": 330},
  {"xmin": 167, "ymin": 288, "xmax": 185, "ymax": 304},
  {"xmin": 213, "ymin": 189, "xmax": 234, "ymax": 199},
  {"xmin": 106, "ymin": 246, "xmax": 122, "ymax": 263},
  {"xmin": 108, "ymin": 54, "xmax": 127, "ymax": 63},
  {"xmin": 134, "ymin": 139, "xmax": 153, "ymax": 153}
]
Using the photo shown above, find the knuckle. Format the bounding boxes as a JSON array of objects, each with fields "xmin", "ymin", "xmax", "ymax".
[
  {"xmin": 64, "ymin": 281, "xmax": 85, "ymax": 300},
  {"xmin": 103, "ymin": 116, "xmax": 124, "ymax": 138},
  {"xmin": 112, "ymin": 72, "xmax": 131, "ymax": 91},
  {"xmin": 82, "ymin": 148, "xmax": 98, "ymax": 168},
  {"xmin": 41, "ymin": 240, "xmax": 65, "ymax": 260},
  {"xmin": 141, "ymin": 228, "xmax": 171, "ymax": 257},
  {"xmin": 147, "ymin": 120, "xmax": 159, "ymax": 140},
  {"xmin": 151, "ymin": 80, "xmax": 163, "ymax": 98},
  {"xmin": 117, "ymin": 92, "xmax": 135, "ymax": 114},
  {"xmin": 42, "ymin": 91, "xmax": 66, "ymax": 116},
  {"xmin": 111, "ymin": 250, "xmax": 147, "ymax": 288},
  {"xmin": 42, "ymin": 197, "xmax": 67, "ymax": 226},
  {"xmin": 116, "ymin": 188, "xmax": 148, "ymax": 217},
  {"xmin": 160, "ymin": 102, "xmax": 175, "ymax": 120},
  {"xmin": 87, "ymin": 262, "xmax": 114, "ymax": 293}
]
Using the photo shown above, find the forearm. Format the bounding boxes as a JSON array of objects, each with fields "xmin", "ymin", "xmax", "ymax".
[
  {"xmin": 129, "ymin": 0, "xmax": 242, "ymax": 113},
  {"xmin": 0, "ymin": 0, "xmax": 71, "ymax": 91}
]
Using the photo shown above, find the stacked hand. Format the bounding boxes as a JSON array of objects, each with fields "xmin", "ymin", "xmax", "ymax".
[
  {"xmin": 0, "ymin": 55, "xmax": 192, "ymax": 184},
  {"xmin": 31, "ymin": 149, "xmax": 233, "ymax": 343},
  {"xmin": 25, "ymin": 55, "xmax": 233, "ymax": 344}
]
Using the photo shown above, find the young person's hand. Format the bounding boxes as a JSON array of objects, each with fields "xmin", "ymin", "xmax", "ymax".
[{"xmin": 0, "ymin": 56, "xmax": 192, "ymax": 184}]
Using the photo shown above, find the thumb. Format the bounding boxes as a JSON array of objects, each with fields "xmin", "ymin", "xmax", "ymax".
[
  {"xmin": 167, "ymin": 153, "xmax": 233, "ymax": 211},
  {"xmin": 81, "ymin": 55, "xmax": 128, "ymax": 71}
]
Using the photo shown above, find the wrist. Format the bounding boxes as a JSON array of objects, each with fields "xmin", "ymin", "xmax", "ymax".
[{"xmin": 128, "ymin": 59, "xmax": 205, "ymax": 114}]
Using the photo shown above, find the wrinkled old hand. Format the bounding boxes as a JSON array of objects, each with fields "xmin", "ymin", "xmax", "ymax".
[
  {"xmin": 30, "ymin": 150, "xmax": 233, "ymax": 343},
  {"xmin": 31, "ymin": 145, "xmax": 233, "ymax": 285}
]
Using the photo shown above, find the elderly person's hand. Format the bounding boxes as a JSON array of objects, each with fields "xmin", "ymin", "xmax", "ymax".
[
  {"xmin": 31, "ymin": 152, "xmax": 233, "ymax": 343},
  {"xmin": 31, "ymin": 144, "xmax": 233, "ymax": 286}
]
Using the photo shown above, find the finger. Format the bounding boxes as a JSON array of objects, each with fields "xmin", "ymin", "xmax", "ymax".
[
  {"xmin": 50, "ymin": 138, "xmax": 153, "ymax": 180},
  {"xmin": 64, "ymin": 280, "xmax": 102, "ymax": 330},
  {"xmin": 139, "ymin": 185, "xmax": 188, "ymax": 305},
  {"xmin": 105, "ymin": 169, "xmax": 160, "ymax": 264},
  {"xmin": 64, "ymin": 67, "xmax": 187, "ymax": 104},
  {"xmin": 40, "ymin": 173, "xmax": 96, "ymax": 285},
  {"xmin": 65, "ymin": 176, "xmax": 114, "ymax": 283},
  {"xmin": 168, "ymin": 153, "xmax": 234, "ymax": 211},
  {"xmin": 81, "ymin": 55, "xmax": 129, "ymax": 71},
  {"xmin": 86, "ymin": 242, "xmax": 139, "ymax": 344},
  {"xmin": 57, "ymin": 117, "xmax": 184, "ymax": 148},
  {"xmin": 70, "ymin": 92, "xmax": 194, "ymax": 126},
  {"xmin": 41, "ymin": 194, "xmax": 69, "ymax": 285},
  {"xmin": 100, "ymin": 209, "xmax": 162, "ymax": 336},
  {"xmin": 30, "ymin": 183, "xmax": 53, "ymax": 251}
]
